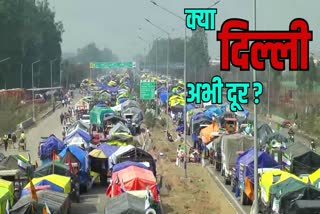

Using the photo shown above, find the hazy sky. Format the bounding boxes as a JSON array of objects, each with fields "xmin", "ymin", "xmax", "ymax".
[{"xmin": 49, "ymin": 0, "xmax": 320, "ymax": 60}]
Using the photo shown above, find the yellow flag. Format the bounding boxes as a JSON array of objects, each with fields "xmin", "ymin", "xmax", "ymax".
[
  {"xmin": 43, "ymin": 207, "xmax": 48, "ymax": 214},
  {"xmin": 30, "ymin": 180, "xmax": 38, "ymax": 202}
]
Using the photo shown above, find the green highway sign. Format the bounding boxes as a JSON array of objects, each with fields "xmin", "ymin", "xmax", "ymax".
[
  {"xmin": 140, "ymin": 81, "xmax": 155, "ymax": 100},
  {"xmin": 90, "ymin": 61, "xmax": 135, "ymax": 69}
]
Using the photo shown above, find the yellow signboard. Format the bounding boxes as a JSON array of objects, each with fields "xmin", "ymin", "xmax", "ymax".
[{"xmin": 89, "ymin": 63, "xmax": 94, "ymax": 69}]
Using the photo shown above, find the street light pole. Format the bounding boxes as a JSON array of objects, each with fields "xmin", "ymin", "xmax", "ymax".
[
  {"xmin": 59, "ymin": 62, "xmax": 62, "ymax": 87},
  {"xmin": 32, "ymin": 60, "xmax": 40, "ymax": 121},
  {"xmin": 20, "ymin": 64, "xmax": 23, "ymax": 88},
  {"xmin": 50, "ymin": 58, "xmax": 58, "ymax": 88},
  {"xmin": 145, "ymin": 18, "xmax": 171, "ymax": 131},
  {"xmin": 0, "ymin": 57, "xmax": 11, "ymax": 89},
  {"xmin": 253, "ymin": 0, "xmax": 258, "ymax": 213}
]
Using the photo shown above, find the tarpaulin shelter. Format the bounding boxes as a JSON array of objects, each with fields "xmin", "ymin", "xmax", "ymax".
[
  {"xmin": 260, "ymin": 170, "xmax": 303, "ymax": 205},
  {"xmin": 66, "ymin": 121, "xmax": 89, "ymax": 134},
  {"xmin": 65, "ymin": 127, "xmax": 90, "ymax": 143},
  {"xmin": 104, "ymin": 115, "xmax": 126, "ymax": 125},
  {"xmin": 108, "ymin": 145, "xmax": 136, "ymax": 169},
  {"xmin": 260, "ymin": 132, "xmax": 287, "ymax": 146},
  {"xmin": 106, "ymin": 165, "xmax": 158, "ymax": 201},
  {"xmin": 105, "ymin": 192, "xmax": 145, "ymax": 214},
  {"xmin": 292, "ymin": 151, "xmax": 320, "ymax": 176},
  {"xmin": 0, "ymin": 187, "xmax": 11, "ymax": 213},
  {"xmin": 34, "ymin": 161, "xmax": 70, "ymax": 178},
  {"xmin": 121, "ymin": 107, "xmax": 143, "ymax": 125},
  {"xmin": 97, "ymin": 143, "xmax": 119, "ymax": 157},
  {"xmin": 199, "ymin": 122, "xmax": 220, "ymax": 144},
  {"xmin": 59, "ymin": 145, "xmax": 89, "ymax": 185},
  {"xmin": 269, "ymin": 178, "xmax": 320, "ymax": 214},
  {"xmin": 160, "ymin": 91, "xmax": 168, "ymax": 104},
  {"xmin": 190, "ymin": 117, "xmax": 212, "ymax": 135},
  {"xmin": 116, "ymin": 148, "xmax": 156, "ymax": 176},
  {"xmin": 221, "ymin": 134, "xmax": 254, "ymax": 174},
  {"xmin": 90, "ymin": 106, "xmax": 114, "ymax": 127},
  {"xmin": 10, "ymin": 190, "xmax": 70, "ymax": 214},
  {"xmin": 257, "ymin": 124, "xmax": 274, "ymax": 142},
  {"xmin": 0, "ymin": 179, "xmax": 13, "ymax": 209},
  {"xmin": 39, "ymin": 135, "xmax": 65, "ymax": 160},
  {"xmin": 21, "ymin": 174, "xmax": 71, "ymax": 196},
  {"xmin": 112, "ymin": 161, "xmax": 150, "ymax": 173},
  {"xmin": 0, "ymin": 155, "xmax": 33, "ymax": 176},
  {"xmin": 65, "ymin": 135, "xmax": 89, "ymax": 149},
  {"xmin": 204, "ymin": 106, "xmax": 223, "ymax": 119},
  {"xmin": 109, "ymin": 122, "xmax": 132, "ymax": 136},
  {"xmin": 121, "ymin": 100, "xmax": 139, "ymax": 110},
  {"xmin": 236, "ymin": 148, "xmax": 279, "ymax": 182}
]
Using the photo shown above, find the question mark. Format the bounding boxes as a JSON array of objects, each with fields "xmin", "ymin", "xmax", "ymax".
[{"xmin": 252, "ymin": 82, "xmax": 263, "ymax": 104}]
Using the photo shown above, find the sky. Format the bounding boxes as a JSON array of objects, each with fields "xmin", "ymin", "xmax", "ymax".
[{"xmin": 48, "ymin": 0, "xmax": 320, "ymax": 61}]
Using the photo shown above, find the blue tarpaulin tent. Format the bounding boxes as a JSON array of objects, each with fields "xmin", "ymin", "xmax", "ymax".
[
  {"xmin": 40, "ymin": 135, "xmax": 65, "ymax": 160},
  {"xmin": 112, "ymin": 161, "xmax": 149, "ymax": 173},
  {"xmin": 187, "ymin": 104, "xmax": 195, "ymax": 111},
  {"xmin": 204, "ymin": 106, "xmax": 223, "ymax": 119},
  {"xmin": 97, "ymin": 144, "xmax": 119, "ymax": 157},
  {"xmin": 236, "ymin": 147, "xmax": 279, "ymax": 183},
  {"xmin": 64, "ymin": 127, "xmax": 91, "ymax": 144},
  {"xmin": 59, "ymin": 145, "xmax": 88, "ymax": 172},
  {"xmin": 160, "ymin": 92, "xmax": 168, "ymax": 103}
]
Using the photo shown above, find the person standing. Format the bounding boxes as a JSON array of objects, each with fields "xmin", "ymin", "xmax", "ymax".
[
  {"xmin": 62, "ymin": 99, "xmax": 65, "ymax": 107},
  {"xmin": 60, "ymin": 113, "xmax": 64, "ymax": 125},
  {"xmin": 3, "ymin": 134, "xmax": 8, "ymax": 151},
  {"xmin": 12, "ymin": 133, "xmax": 16, "ymax": 149}
]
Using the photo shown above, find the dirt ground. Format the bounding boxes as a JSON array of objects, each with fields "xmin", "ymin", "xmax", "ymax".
[{"xmin": 148, "ymin": 122, "xmax": 236, "ymax": 214}]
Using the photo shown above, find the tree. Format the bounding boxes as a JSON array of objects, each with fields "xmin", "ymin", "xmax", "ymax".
[
  {"xmin": 0, "ymin": 0, "xmax": 64, "ymax": 89},
  {"xmin": 296, "ymin": 56, "xmax": 318, "ymax": 91}
]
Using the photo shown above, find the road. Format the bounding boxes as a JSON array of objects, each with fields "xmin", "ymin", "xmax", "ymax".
[
  {"xmin": 0, "ymin": 91, "xmax": 107, "ymax": 214},
  {"xmin": 185, "ymin": 110, "xmax": 311, "ymax": 214}
]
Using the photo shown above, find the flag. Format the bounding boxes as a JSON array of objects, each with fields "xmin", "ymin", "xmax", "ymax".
[
  {"xmin": 43, "ymin": 202, "xmax": 51, "ymax": 214},
  {"xmin": 5, "ymin": 199, "xmax": 9, "ymax": 214},
  {"xmin": 145, "ymin": 185, "xmax": 152, "ymax": 211},
  {"xmin": 120, "ymin": 178, "xmax": 126, "ymax": 193},
  {"xmin": 68, "ymin": 159, "xmax": 73, "ymax": 173},
  {"xmin": 52, "ymin": 150, "xmax": 59, "ymax": 161},
  {"xmin": 30, "ymin": 180, "xmax": 38, "ymax": 202}
]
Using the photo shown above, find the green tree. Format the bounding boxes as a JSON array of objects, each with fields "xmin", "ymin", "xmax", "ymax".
[
  {"xmin": 0, "ymin": 0, "xmax": 63, "ymax": 89},
  {"xmin": 296, "ymin": 56, "xmax": 318, "ymax": 91}
]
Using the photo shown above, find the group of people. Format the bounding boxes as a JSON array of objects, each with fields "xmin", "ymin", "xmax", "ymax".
[{"xmin": 2, "ymin": 130, "xmax": 26, "ymax": 151}]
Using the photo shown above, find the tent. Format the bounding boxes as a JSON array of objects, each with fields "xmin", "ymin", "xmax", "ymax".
[
  {"xmin": 10, "ymin": 190, "xmax": 70, "ymax": 214},
  {"xmin": 109, "ymin": 145, "xmax": 135, "ymax": 169},
  {"xmin": 22, "ymin": 174, "xmax": 71, "ymax": 197},
  {"xmin": 204, "ymin": 106, "xmax": 223, "ymax": 119},
  {"xmin": 109, "ymin": 122, "xmax": 132, "ymax": 136},
  {"xmin": 106, "ymin": 165, "xmax": 159, "ymax": 201},
  {"xmin": 199, "ymin": 122, "xmax": 220, "ymax": 144},
  {"xmin": 66, "ymin": 121, "xmax": 90, "ymax": 134},
  {"xmin": 0, "ymin": 155, "xmax": 33, "ymax": 176},
  {"xmin": 269, "ymin": 178, "xmax": 320, "ymax": 214},
  {"xmin": 59, "ymin": 145, "xmax": 89, "ymax": 185},
  {"xmin": 34, "ymin": 161, "xmax": 70, "ymax": 178},
  {"xmin": 97, "ymin": 144, "xmax": 119, "ymax": 157},
  {"xmin": 260, "ymin": 132, "xmax": 287, "ymax": 146},
  {"xmin": 116, "ymin": 148, "xmax": 156, "ymax": 176},
  {"xmin": 260, "ymin": 169, "xmax": 303, "ymax": 205},
  {"xmin": 236, "ymin": 148, "xmax": 279, "ymax": 183},
  {"xmin": 105, "ymin": 192, "xmax": 145, "ymax": 214},
  {"xmin": 66, "ymin": 135, "xmax": 89, "ymax": 149},
  {"xmin": 90, "ymin": 106, "xmax": 114, "ymax": 127},
  {"xmin": 257, "ymin": 124, "xmax": 274, "ymax": 142},
  {"xmin": 121, "ymin": 107, "xmax": 143, "ymax": 125},
  {"xmin": 39, "ymin": 135, "xmax": 65, "ymax": 160},
  {"xmin": 292, "ymin": 151, "xmax": 320, "ymax": 176},
  {"xmin": 121, "ymin": 100, "xmax": 139, "ymax": 110},
  {"xmin": 59, "ymin": 145, "xmax": 88, "ymax": 172},
  {"xmin": 64, "ymin": 127, "xmax": 91, "ymax": 144},
  {"xmin": 0, "ymin": 187, "xmax": 11, "ymax": 214},
  {"xmin": 104, "ymin": 115, "xmax": 126, "ymax": 125},
  {"xmin": 0, "ymin": 179, "xmax": 13, "ymax": 208},
  {"xmin": 112, "ymin": 161, "xmax": 150, "ymax": 173}
]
